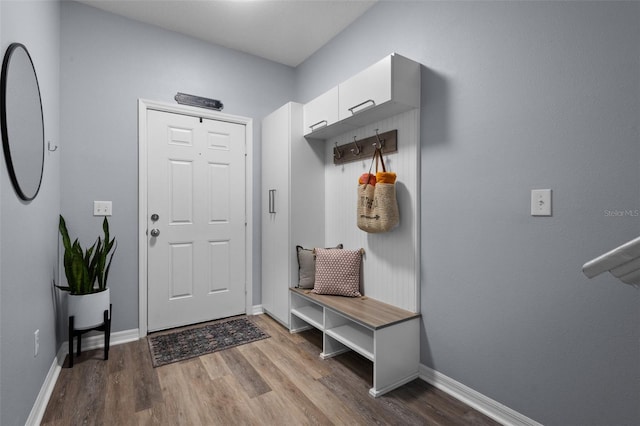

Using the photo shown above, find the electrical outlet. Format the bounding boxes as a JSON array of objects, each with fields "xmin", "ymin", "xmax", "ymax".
[
  {"xmin": 531, "ymin": 189, "xmax": 552, "ymax": 216},
  {"xmin": 34, "ymin": 329, "xmax": 39, "ymax": 357},
  {"xmin": 93, "ymin": 201, "xmax": 113, "ymax": 216}
]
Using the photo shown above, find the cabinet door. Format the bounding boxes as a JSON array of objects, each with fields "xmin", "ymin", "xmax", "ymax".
[
  {"xmin": 261, "ymin": 105, "xmax": 291, "ymax": 323},
  {"xmin": 339, "ymin": 55, "xmax": 392, "ymax": 120},
  {"xmin": 303, "ymin": 86, "xmax": 339, "ymax": 136}
]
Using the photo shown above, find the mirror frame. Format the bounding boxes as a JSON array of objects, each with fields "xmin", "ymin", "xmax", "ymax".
[{"xmin": 1, "ymin": 42, "xmax": 45, "ymax": 201}]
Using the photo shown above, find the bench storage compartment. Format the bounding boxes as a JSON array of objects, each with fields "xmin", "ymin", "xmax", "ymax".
[{"xmin": 290, "ymin": 288, "xmax": 420, "ymax": 397}]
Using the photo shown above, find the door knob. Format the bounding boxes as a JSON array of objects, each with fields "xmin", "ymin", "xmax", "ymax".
[{"xmin": 150, "ymin": 228, "xmax": 160, "ymax": 237}]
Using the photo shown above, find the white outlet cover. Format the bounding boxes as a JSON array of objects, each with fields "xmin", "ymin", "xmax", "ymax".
[{"xmin": 93, "ymin": 201, "xmax": 113, "ymax": 216}]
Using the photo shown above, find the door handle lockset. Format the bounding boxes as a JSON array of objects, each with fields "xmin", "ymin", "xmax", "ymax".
[{"xmin": 150, "ymin": 228, "xmax": 160, "ymax": 237}]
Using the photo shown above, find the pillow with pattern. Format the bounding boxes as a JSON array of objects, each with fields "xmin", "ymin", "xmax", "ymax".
[
  {"xmin": 296, "ymin": 244, "xmax": 343, "ymax": 289},
  {"xmin": 312, "ymin": 248, "xmax": 362, "ymax": 297}
]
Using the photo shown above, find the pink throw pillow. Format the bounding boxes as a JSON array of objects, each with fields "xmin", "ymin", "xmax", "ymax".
[{"xmin": 312, "ymin": 248, "xmax": 362, "ymax": 297}]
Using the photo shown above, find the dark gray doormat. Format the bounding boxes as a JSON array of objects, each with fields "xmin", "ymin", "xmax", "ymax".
[{"xmin": 147, "ymin": 317, "xmax": 270, "ymax": 367}]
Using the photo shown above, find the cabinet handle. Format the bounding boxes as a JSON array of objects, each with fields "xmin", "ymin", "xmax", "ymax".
[
  {"xmin": 309, "ymin": 120, "xmax": 328, "ymax": 132},
  {"xmin": 268, "ymin": 189, "xmax": 276, "ymax": 213},
  {"xmin": 348, "ymin": 99, "xmax": 376, "ymax": 115}
]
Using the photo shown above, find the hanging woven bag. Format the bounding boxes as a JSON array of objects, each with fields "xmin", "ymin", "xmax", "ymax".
[{"xmin": 357, "ymin": 147, "xmax": 399, "ymax": 233}]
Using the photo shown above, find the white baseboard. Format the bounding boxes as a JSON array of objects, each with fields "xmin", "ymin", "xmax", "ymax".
[
  {"xmin": 419, "ymin": 364, "xmax": 542, "ymax": 426},
  {"xmin": 251, "ymin": 304, "xmax": 264, "ymax": 315},
  {"xmin": 26, "ymin": 328, "xmax": 140, "ymax": 426},
  {"xmin": 70, "ymin": 328, "xmax": 140, "ymax": 352},
  {"xmin": 25, "ymin": 345, "xmax": 66, "ymax": 426}
]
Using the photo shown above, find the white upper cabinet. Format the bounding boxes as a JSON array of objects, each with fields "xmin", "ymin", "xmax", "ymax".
[
  {"xmin": 303, "ymin": 53, "xmax": 420, "ymax": 140},
  {"xmin": 339, "ymin": 53, "xmax": 420, "ymax": 126},
  {"xmin": 303, "ymin": 86, "xmax": 339, "ymax": 134},
  {"xmin": 339, "ymin": 55, "xmax": 394, "ymax": 120}
]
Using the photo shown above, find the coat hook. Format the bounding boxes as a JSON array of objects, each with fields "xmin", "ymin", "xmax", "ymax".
[
  {"xmin": 334, "ymin": 141, "xmax": 343, "ymax": 160},
  {"xmin": 47, "ymin": 141, "xmax": 58, "ymax": 152},
  {"xmin": 350, "ymin": 136, "xmax": 361, "ymax": 155},
  {"xmin": 373, "ymin": 129, "xmax": 385, "ymax": 150}
]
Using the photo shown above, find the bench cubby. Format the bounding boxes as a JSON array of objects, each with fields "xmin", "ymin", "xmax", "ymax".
[{"xmin": 289, "ymin": 288, "xmax": 420, "ymax": 397}]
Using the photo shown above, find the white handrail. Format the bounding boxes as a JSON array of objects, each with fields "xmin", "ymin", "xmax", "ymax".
[{"xmin": 582, "ymin": 236, "xmax": 640, "ymax": 287}]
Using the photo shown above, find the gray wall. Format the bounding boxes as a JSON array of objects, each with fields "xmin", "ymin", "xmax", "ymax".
[
  {"xmin": 60, "ymin": 1, "xmax": 296, "ymax": 332},
  {"xmin": 296, "ymin": 2, "xmax": 639, "ymax": 425},
  {"xmin": 0, "ymin": 1, "xmax": 61, "ymax": 424},
  {"xmin": 2, "ymin": 1, "xmax": 638, "ymax": 425}
]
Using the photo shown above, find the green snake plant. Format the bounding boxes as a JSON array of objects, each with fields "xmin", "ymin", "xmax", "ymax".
[{"xmin": 58, "ymin": 215, "xmax": 116, "ymax": 295}]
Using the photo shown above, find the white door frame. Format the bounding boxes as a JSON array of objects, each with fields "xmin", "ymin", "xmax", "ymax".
[{"xmin": 137, "ymin": 99, "xmax": 253, "ymax": 337}]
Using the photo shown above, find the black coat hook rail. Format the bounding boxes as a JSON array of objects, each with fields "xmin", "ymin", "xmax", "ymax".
[{"xmin": 333, "ymin": 129, "xmax": 398, "ymax": 165}]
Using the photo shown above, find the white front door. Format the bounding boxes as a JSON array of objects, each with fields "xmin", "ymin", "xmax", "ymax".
[{"xmin": 146, "ymin": 109, "xmax": 246, "ymax": 332}]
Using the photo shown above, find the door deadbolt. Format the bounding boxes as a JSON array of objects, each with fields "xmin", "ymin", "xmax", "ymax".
[
  {"xmin": 151, "ymin": 213, "xmax": 159, "ymax": 221},
  {"xmin": 150, "ymin": 228, "xmax": 160, "ymax": 237}
]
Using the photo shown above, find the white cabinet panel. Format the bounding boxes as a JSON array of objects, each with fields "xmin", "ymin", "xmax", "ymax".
[
  {"xmin": 261, "ymin": 102, "xmax": 325, "ymax": 326},
  {"xmin": 339, "ymin": 55, "xmax": 393, "ymax": 120},
  {"xmin": 261, "ymin": 105, "xmax": 290, "ymax": 325},
  {"xmin": 302, "ymin": 53, "xmax": 420, "ymax": 140},
  {"xmin": 339, "ymin": 53, "xmax": 420, "ymax": 127},
  {"xmin": 303, "ymin": 86, "xmax": 339, "ymax": 135}
]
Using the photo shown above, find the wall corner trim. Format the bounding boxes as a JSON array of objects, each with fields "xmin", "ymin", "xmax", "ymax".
[
  {"xmin": 26, "ymin": 328, "xmax": 140, "ymax": 426},
  {"xmin": 419, "ymin": 364, "xmax": 542, "ymax": 426}
]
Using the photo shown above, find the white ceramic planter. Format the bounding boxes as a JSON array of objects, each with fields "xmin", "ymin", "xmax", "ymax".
[{"xmin": 68, "ymin": 288, "xmax": 110, "ymax": 330}]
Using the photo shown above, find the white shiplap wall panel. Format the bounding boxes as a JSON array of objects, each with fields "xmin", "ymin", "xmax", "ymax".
[{"xmin": 323, "ymin": 109, "xmax": 420, "ymax": 312}]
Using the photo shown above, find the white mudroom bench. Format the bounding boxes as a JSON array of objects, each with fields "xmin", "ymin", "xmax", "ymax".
[{"xmin": 289, "ymin": 287, "xmax": 421, "ymax": 397}]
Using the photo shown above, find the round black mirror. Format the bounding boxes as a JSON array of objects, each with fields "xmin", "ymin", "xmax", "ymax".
[{"xmin": 1, "ymin": 43, "xmax": 45, "ymax": 201}]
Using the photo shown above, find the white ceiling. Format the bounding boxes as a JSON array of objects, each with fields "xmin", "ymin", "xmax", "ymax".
[{"xmin": 74, "ymin": 0, "xmax": 377, "ymax": 67}]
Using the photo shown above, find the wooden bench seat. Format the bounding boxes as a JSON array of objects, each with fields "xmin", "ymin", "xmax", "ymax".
[
  {"xmin": 289, "ymin": 288, "xmax": 419, "ymax": 329},
  {"xmin": 289, "ymin": 287, "xmax": 421, "ymax": 397}
]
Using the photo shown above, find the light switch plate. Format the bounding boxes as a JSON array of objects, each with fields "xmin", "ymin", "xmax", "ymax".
[{"xmin": 531, "ymin": 189, "xmax": 552, "ymax": 216}]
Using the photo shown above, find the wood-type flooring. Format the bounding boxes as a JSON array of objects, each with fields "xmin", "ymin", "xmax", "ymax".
[{"xmin": 42, "ymin": 314, "xmax": 500, "ymax": 425}]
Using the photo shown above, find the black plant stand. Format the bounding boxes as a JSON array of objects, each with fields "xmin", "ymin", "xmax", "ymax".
[{"xmin": 68, "ymin": 304, "xmax": 112, "ymax": 368}]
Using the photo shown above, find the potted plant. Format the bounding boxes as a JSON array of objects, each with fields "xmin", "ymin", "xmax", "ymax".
[{"xmin": 57, "ymin": 215, "xmax": 116, "ymax": 330}]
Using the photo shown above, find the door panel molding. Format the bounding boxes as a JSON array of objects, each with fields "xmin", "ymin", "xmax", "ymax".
[{"xmin": 138, "ymin": 99, "xmax": 253, "ymax": 337}]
